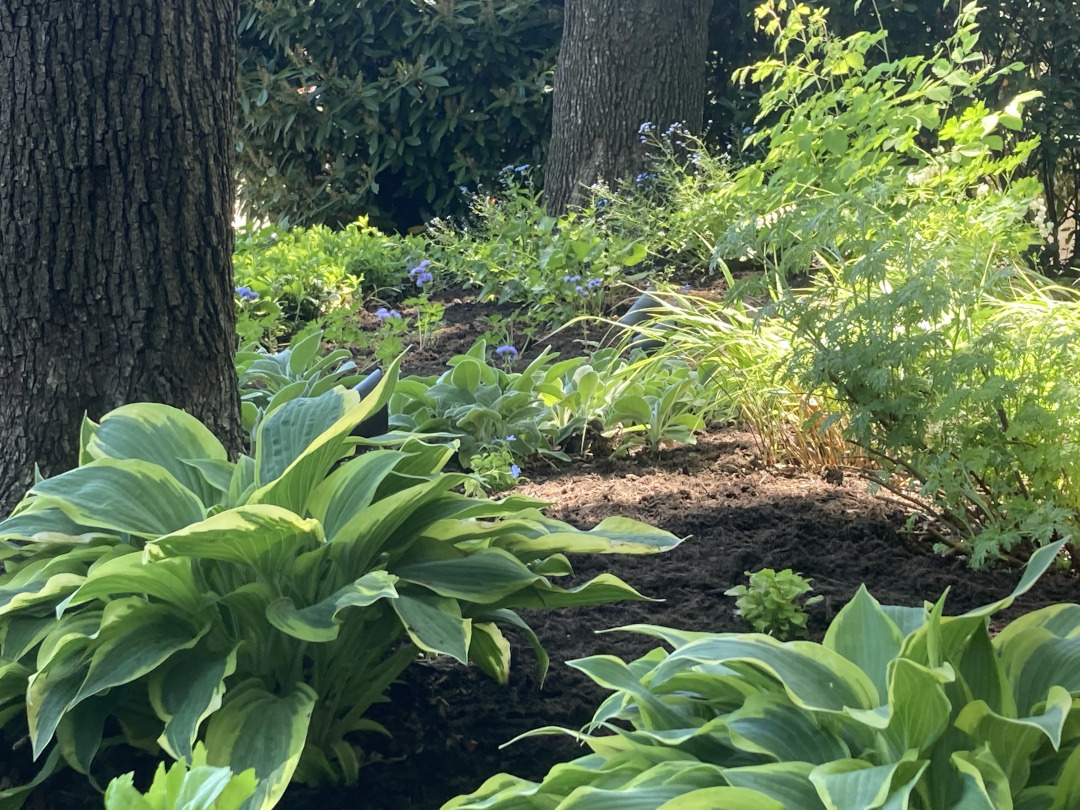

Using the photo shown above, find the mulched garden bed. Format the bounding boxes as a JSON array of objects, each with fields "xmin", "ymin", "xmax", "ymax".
[{"xmin": 13, "ymin": 288, "xmax": 1079, "ymax": 810}]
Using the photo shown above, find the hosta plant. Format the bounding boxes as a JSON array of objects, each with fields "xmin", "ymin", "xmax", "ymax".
[
  {"xmin": 447, "ymin": 540, "xmax": 1080, "ymax": 810},
  {"xmin": 0, "ymin": 363, "xmax": 679, "ymax": 810}
]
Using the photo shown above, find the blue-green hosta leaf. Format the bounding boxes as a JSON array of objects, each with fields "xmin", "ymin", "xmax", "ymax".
[
  {"xmin": 149, "ymin": 646, "xmax": 238, "ymax": 761},
  {"xmin": 809, "ymin": 754, "xmax": 927, "ymax": 810},
  {"xmin": 251, "ymin": 358, "xmax": 400, "ymax": 513},
  {"xmin": 83, "ymin": 404, "xmax": 229, "ymax": 507},
  {"xmin": 395, "ymin": 547, "xmax": 543, "ymax": 603},
  {"xmin": 475, "ymin": 608, "xmax": 551, "ymax": 685},
  {"xmin": 721, "ymin": 762, "xmax": 827, "ymax": 810},
  {"xmin": 954, "ymin": 686, "xmax": 1073, "ymax": 788},
  {"xmin": 994, "ymin": 605, "xmax": 1080, "ymax": 715},
  {"xmin": 651, "ymin": 635, "xmax": 879, "ymax": 714},
  {"xmin": 251, "ymin": 388, "xmax": 358, "ymax": 508},
  {"xmin": 31, "ymin": 458, "xmax": 206, "ymax": 539},
  {"xmin": 182, "ymin": 459, "xmax": 236, "ymax": 502},
  {"xmin": 0, "ymin": 573, "xmax": 85, "ymax": 619},
  {"xmin": 65, "ymin": 552, "xmax": 206, "ymax": 615},
  {"xmin": 55, "ymin": 691, "xmax": 118, "ymax": 774},
  {"xmin": 392, "ymin": 590, "xmax": 471, "ymax": 663},
  {"xmin": 28, "ymin": 601, "xmax": 208, "ymax": 756},
  {"xmin": 204, "ymin": 680, "xmax": 316, "ymax": 810},
  {"xmin": 146, "ymin": 505, "xmax": 324, "ymax": 581},
  {"xmin": 490, "ymin": 514, "xmax": 683, "ymax": 556},
  {"xmin": 950, "ymin": 746, "xmax": 1012, "ymax": 810},
  {"xmin": 655, "ymin": 786, "xmax": 785, "ymax": 810},
  {"xmin": 487, "ymin": 573, "xmax": 654, "ymax": 611},
  {"xmin": 845, "ymin": 658, "xmax": 952, "ymax": 758},
  {"xmin": 469, "ymin": 621, "xmax": 512, "ymax": 685},
  {"xmin": 724, "ymin": 693, "xmax": 849, "ymax": 764},
  {"xmin": 265, "ymin": 571, "xmax": 399, "ymax": 642},
  {"xmin": 307, "ymin": 450, "xmax": 406, "ymax": 540},
  {"xmin": 0, "ymin": 503, "xmax": 102, "ymax": 544},
  {"xmin": 824, "ymin": 585, "xmax": 903, "ymax": 698},
  {"xmin": 957, "ymin": 624, "xmax": 1016, "ymax": 719}
]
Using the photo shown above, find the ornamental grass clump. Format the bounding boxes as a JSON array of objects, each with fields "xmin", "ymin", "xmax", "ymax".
[
  {"xmin": 0, "ymin": 360, "xmax": 680, "ymax": 810},
  {"xmin": 447, "ymin": 540, "xmax": 1080, "ymax": 810}
]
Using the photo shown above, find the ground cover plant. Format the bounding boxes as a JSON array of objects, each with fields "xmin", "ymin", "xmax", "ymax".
[
  {"xmin": 0, "ymin": 366, "xmax": 680, "ymax": 810},
  {"xmin": 448, "ymin": 541, "xmax": 1080, "ymax": 810}
]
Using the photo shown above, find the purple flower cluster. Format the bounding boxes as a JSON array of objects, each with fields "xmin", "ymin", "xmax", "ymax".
[
  {"xmin": 235, "ymin": 286, "xmax": 259, "ymax": 303},
  {"xmin": 510, "ymin": 464, "xmax": 521, "ymax": 479},
  {"xmin": 409, "ymin": 260, "xmax": 434, "ymax": 287},
  {"xmin": 495, "ymin": 344, "xmax": 518, "ymax": 360},
  {"xmin": 374, "ymin": 307, "xmax": 402, "ymax": 320},
  {"xmin": 573, "ymin": 277, "xmax": 604, "ymax": 296}
]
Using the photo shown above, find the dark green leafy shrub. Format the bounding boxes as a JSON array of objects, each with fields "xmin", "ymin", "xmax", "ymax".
[
  {"xmin": 236, "ymin": 0, "xmax": 560, "ymax": 228},
  {"xmin": 724, "ymin": 568, "xmax": 822, "ymax": 639},
  {"xmin": 0, "ymin": 366, "xmax": 679, "ymax": 809},
  {"xmin": 447, "ymin": 541, "xmax": 1080, "ymax": 810}
]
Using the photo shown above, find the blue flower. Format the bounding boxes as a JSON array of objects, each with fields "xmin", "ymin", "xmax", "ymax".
[
  {"xmin": 375, "ymin": 307, "xmax": 401, "ymax": 320},
  {"xmin": 495, "ymin": 344, "xmax": 519, "ymax": 360},
  {"xmin": 575, "ymin": 285, "xmax": 588, "ymax": 296},
  {"xmin": 408, "ymin": 260, "xmax": 432, "ymax": 281},
  {"xmin": 510, "ymin": 464, "xmax": 521, "ymax": 479},
  {"xmin": 235, "ymin": 286, "xmax": 259, "ymax": 302},
  {"xmin": 412, "ymin": 271, "xmax": 433, "ymax": 287},
  {"xmin": 494, "ymin": 434, "xmax": 517, "ymax": 444},
  {"xmin": 562, "ymin": 274, "xmax": 581, "ymax": 283},
  {"xmin": 514, "ymin": 164, "xmax": 529, "ymax": 173},
  {"xmin": 586, "ymin": 277, "xmax": 603, "ymax": 289}
]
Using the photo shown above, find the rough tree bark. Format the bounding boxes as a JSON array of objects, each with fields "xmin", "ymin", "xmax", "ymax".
[
  {"xmin": 544, "ymin": 0, "xmax": 715, "ymax": 215},
  {"xmin": 0, "ymin": 0, "xmax": 244, "ymax": 514}
]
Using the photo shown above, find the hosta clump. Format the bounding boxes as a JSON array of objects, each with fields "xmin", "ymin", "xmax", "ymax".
[
  {"xmin": 448, "ymin": 540, "xmax": 1080, "ymax": 810},
  {"xmin": 725, "ymin": 568, "xmax": 822, "ymax": 639},
  {"xmin": 0, "ymin": 362, "xmax": 679, "ymax": 810}
]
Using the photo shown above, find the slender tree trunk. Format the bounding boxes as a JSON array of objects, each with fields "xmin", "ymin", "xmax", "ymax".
[
  {"xmin": 0, "ymin": 0, "xmax": 243, "ymax": 514},
  {"xmin": 544, "ymin": 0, "xmax": 715, "ymax": 215}
]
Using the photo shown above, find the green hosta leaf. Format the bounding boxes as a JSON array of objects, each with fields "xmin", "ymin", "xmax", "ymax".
[
  {"xmin": 809, "ymin": 754, "xmax": 927, "ymax": 810},
  {"xmin": 150, "ymin": 647, "xmax": 238, "ymax": 761},
  {"xmin": 489, "ymin": 573, "xmax": 654, "ymax": 610},
  {"xmin": 652, "ymin": 635, "xmax": 879, "ymax": 714},
  {"xmin": 845, "ymin": 658, "xmax": 952, "ymax": 758},
  {"xmin": 66, "ymin": 552, "xmax": 206, "ymax": 615},
  {"xmin": 725, "ymin": 693, "xmax": 849, "ymax": 763},
  {"xmin": 395, "ymin": 548, "xmax": 543, "ymax": 603},
  {"xmin": 469, "ymin": 621, "xmax": 512, "ymax": 685},
  {"xmin": 30, "ymin": 459, "xmax": 206, "ymax": 538},
  {"xmin": 954, "ymin": 686, "xmax": 1073, "ymax": 788},
  {"xmin": 306, "ymin": 450, "xmax": 406, "ymax": 540},
  {"xmin": 146, "ymin": 505, "xmax": 324, "ymax": 581},
  {"xmin": 265, "ymin": 571, "xmax": 399, "ymax": 642},
  {"xmin": 655, "ymin": 786, "xmax": 784, "ymax": 809},
  {"xmin": 721, "ymin": 762, "xmax": 827, "ymax": 810},
  {"xmin": 494, "ymin": 514, "xmax": 682, "ymax": 556},
  {"xmin": 950, "ymin": 746, "xmax": 1012, "ymax": 810},
  {"xmin": 824, "ymin": 585, "xmax": 903, "ymax": 697},
  {"xmin": 83, "ymin": 404, "xmax": 228, "ymax": 507},
  {"xmin": 204, "ymin": 680, "xmax": 316, "ymax": 810},
  {"xmin": 0, "ymin": 503, "xmax": 100, "ymax": 544},
  {"xmin": 392, "ymin": 590, "xmax": 471, "ymax": 663},
  {"xmin": 994, "ymin": 605, "xmax": 1080, "ymax": 716}
]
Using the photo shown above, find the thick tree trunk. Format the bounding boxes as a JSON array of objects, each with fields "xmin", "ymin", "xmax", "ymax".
[
  {"xmin": 544, "ymin": 0, "xmax": 715, "ymax": 215},
  {"xmin": 0, "ymin": 0, "xmax": 243, "ymax": 514}
]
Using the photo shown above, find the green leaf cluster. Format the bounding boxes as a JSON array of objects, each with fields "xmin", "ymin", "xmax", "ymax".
[
  {"xmin": 724, "ymin": 568, "xmax": 822, "ymax": 639},
  {"xmin": 104, "ymin": 744, "xmax": 256, "ymax": 810},
  {"xmin": 447, "ymin": 540, "xmax": 1080, "ymax": 810},
  {"xmin": 0, "ymin": 366, "xmax": 680, "ymax": 808}
]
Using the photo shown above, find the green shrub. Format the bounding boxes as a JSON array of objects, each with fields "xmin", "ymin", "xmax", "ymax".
[
  {"xmin": 0, "ymin": 366, "xmax": 679, "ymax": 809},
  {"xmin": 725, "ymin": 568, "xmax": 822, "ymax": 639},
  {"xmin": 104, "ymin": 744, "xmax": 256, "ymax": 810},
  {"xmin": 236, "ymin": 0, "xmax": 559, "ymax": 228},
  {"xmin": 447, "ymin": 540, "xmax": 1079, "ymax": 810}
]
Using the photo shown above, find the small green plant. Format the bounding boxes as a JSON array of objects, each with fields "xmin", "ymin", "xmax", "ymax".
[
  {"xmin": 104, "ymin": 744, "xmax": 256, "ymax": 810},
  {"xmin": 725, "ymin": 568, "xmax": 823, "ymax": 639},
  {"xmin": 447, "ymin": 540, "xmax": 1077, "ymax": 810},
  {"xmin": 402, "ymin": 295, "xmax": 445, "ymax": 350}
]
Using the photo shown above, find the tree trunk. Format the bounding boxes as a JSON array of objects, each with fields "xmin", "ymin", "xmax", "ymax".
[
  {"xmin": 544, "ymin": 0, "xmax": 715, "ymax": 215},
  {"xmin": 0, "ymin": 0, "xmax": 243, "ymax": 514}
]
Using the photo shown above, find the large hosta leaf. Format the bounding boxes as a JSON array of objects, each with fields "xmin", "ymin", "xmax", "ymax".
[
  {"xmin": 393, "ymin": 590, "xmax": 471, "ymax": 663},
  {"xmin": 266, "ymin": 571, "xmax": 399, "ymax": 642},
  {"xmin": 150, "ymin": 646, "xmax": 238, "ymax": 761},
  {"xmin": 30, "ymin": 459, "xmax": 206, "ymax": 538},
  {"xmin": 204, "ymin": 680, "xmax": 316, "ymax": 810},
  {"xmin": 82, "ymin": 404, "xmax": 228, "ymax": 507}
]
